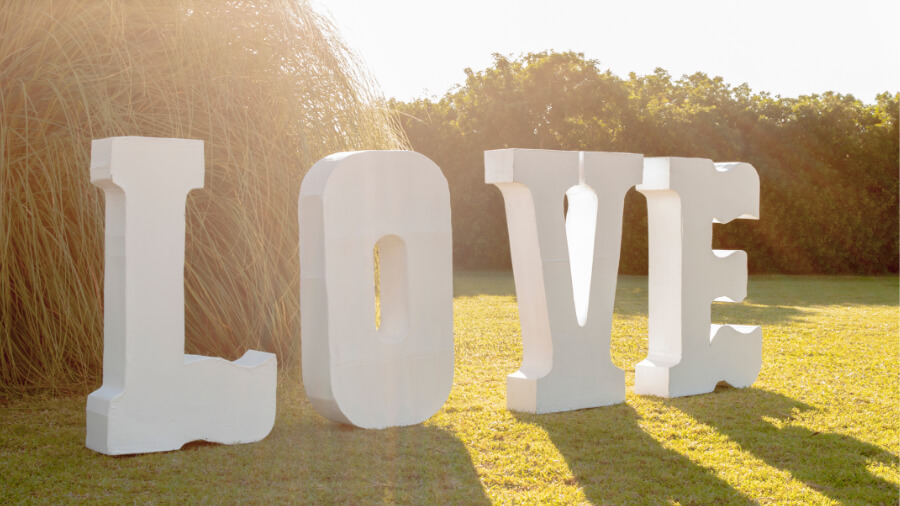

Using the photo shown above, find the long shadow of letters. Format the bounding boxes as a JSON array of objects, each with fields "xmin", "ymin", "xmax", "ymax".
[
  {"xmin": 515, "ymin": 404, "xmax": 752, "ymax": 504},
  {"xmin": 665, "ymin": 387, "xmax": 898, "ymax": 504},
  {"xmin": 279, "ymin": 397, "xmax": 490, "ymax": 504}
]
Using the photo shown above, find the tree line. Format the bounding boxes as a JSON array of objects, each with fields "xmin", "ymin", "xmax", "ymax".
[{"xmin": 391, "ymin": 51, "xmax": 899, "ymax": 274}]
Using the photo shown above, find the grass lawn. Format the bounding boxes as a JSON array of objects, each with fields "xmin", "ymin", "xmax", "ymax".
[{"xmin": 1, "ymin": 273, "xmax": 897, "ymax": 504}]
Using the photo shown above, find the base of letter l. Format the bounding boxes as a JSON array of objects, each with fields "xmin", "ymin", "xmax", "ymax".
[{"xmin": 86, "ymin": 137, "xmax": 276, "ymax": 455}]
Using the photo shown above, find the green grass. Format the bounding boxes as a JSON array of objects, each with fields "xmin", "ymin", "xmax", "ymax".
[{"xmin": 1, "ymin": 274, "xmax": 897, "ymax": 504}]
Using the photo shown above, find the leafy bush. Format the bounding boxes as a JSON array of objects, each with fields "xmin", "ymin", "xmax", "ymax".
[{"xmin": 394, "ymin": 52, "xmax": 899, "ymax": 275}]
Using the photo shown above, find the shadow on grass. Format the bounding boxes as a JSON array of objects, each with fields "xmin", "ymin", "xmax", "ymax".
[
  {"xmin": 454, "ymin": 272, "xmax": 898, "ymax": 324},
  {"xmin": 275, "ymin": 413, "xmax": 490, "ymax": 504},
  {"xmin": 664, "ymin": 387, "xmax": 898, "ymax": 504},
  {"xmin": 513, "ymin": 404, "xmax": 752, "ymax": 504},
  {"xmin": 744, "ymin": 276, "xmax": 899, "ymax": 308},
  {"xmin": 0, "ymin": 391, "xmax": 489, "ymax": 503},
  {"xmin": 453, "ymin": 271, "xmax": 813, "ymax": 324},
  {"xmin": 611, "ymin": 276, "xmax": 895, "ymax": 324},
  {"xmin": 709, "ymin": 302, "xmax": 810, "ymax": 326},
  {"xmin": 453, "ymin": 271, "xmax": 517, "ymax": 297}
]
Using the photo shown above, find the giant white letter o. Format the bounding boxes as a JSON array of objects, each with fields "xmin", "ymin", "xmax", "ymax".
[{"xmin": 298, "ymin": 151, "xmax": 453, "ymax": 428}]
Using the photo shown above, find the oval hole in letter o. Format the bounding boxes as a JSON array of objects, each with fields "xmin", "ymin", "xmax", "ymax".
[{"xmin": 373, "ymin": 234, "xmax": 409, "ymax": 343}]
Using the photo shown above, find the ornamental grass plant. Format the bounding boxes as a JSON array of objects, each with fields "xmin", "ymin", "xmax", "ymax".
[{"xmin": 0, "ymin": 0, "xmax": 403, "ymax": 394}]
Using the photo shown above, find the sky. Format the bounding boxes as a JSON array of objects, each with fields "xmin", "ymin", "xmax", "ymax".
[{"xmin": 313, "ymin": 0, "xmax": 899, "ymax": 103}]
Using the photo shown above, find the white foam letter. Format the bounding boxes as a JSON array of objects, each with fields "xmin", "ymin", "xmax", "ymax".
[
  {"xmin": 86, "ymin": 137, "xmax": 276, "ymax": 455},
  {"xmin": 485, "ymin": 149, "xmax": 643, "ymax": 413},
  {"xmin": 635, "ymin": 157, "xmax": 762, "ymax": 398},
  {"xmin": 299, "ymin": 151, "xmax": 453, "ymax": 428}
]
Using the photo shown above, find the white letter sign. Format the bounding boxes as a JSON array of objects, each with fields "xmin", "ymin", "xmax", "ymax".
[
  {"xmin": 486, "ymin": 149, "xmax": 643, "ymax": 413},
  {"xmin": 635, "ymin": 157, "xmax": 762, "ymax": 398},
  {"xmin": 86, "ymin": 137, "xmax": 276, "ymax": 455},
  {"xmin": 299, "ymin": 151, "xmax": 453, "ymax": 428}
]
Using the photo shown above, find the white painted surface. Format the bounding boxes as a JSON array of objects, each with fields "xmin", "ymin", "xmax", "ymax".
[
  {"xmin": 86, "ymin": 137, "xmax": 276, "ymax": 455},
  {"xmin": 486, "ymin": 149, "xmax": 642, "ymax": 413},
  {"xmin": 299, "ymin": 151, "xmax": 453, "ymax": 428},
  {"xmin": 635, "ymin": 157, "xmax": 762, "ymax": 398}
]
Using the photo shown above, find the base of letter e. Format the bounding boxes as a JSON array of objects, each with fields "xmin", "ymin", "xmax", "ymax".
[
  {"xmin": 299, "ymin": 151, "xmax": 454, "ymax": 429},
  {"xmin": 86, "ymin": 137, "xmax": 276, "ymax": 455}
]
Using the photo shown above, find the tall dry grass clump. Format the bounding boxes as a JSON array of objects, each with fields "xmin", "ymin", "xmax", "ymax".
[{"xmin": 0, "ymin": 0, "xmax": 403, "ymax": 394}]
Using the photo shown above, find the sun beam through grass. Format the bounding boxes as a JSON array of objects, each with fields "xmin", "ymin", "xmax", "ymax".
[{"xmin": 0, "ymin": 0, "xmax": 404, "ymax": 395}]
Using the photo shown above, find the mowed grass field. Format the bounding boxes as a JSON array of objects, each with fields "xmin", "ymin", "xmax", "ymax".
[{"xmin": 1, "ymin": 274, "xmax": 897, "ymax": 504}]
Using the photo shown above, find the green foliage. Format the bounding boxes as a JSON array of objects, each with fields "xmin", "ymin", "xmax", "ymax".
[
  {"xmin": 394, "ymin": 52, "xmax": 899, "ymax": 274},
  {"xmin": 2, "ymin": 274, "xmax": 897, "ymax": 503}
]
